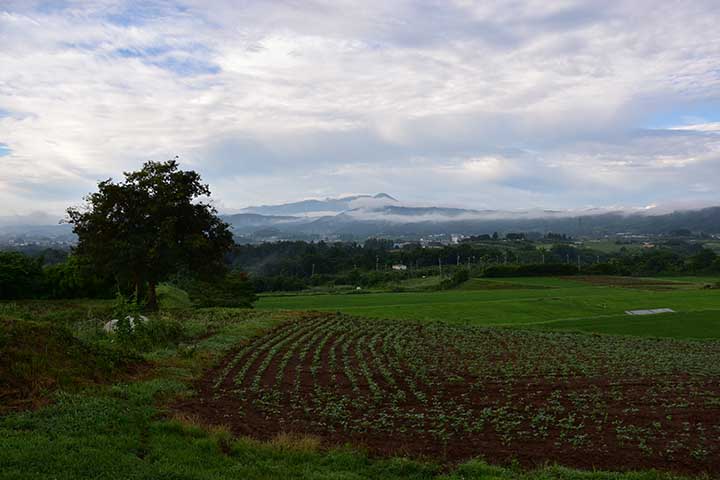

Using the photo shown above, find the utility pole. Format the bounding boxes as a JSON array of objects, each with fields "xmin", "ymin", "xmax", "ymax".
[
  {"xmin": 504, "ymin": 251, "xmax": 508, "ymax": 265},
  {"xmin": 438, "ymin": 257, "xmax": 442, "ymax": 275},
  {"xmin": 376, "ymin": 256, "xmax": 379, "ymax": 272},
  {"xmin": 566, "ymin": 254, "xmax": 570, "ymax": 264},
  {"xmin": 457, "ymin": 254, "xmax": 460, "ymax": 266},
  {"xmin": 596, "ymin": 255, "xmax": 600, "ymax": 264},
  {"xmin": 542, "ymin": 253, "xmax": 545, "ymax": 264},
  {"xmin": 311, "ymin": 263, "xmax": 315, "ymax": 276},
  {"xmin": 577, "ymin": 255, "xmax": 581, "ymax": 272}
]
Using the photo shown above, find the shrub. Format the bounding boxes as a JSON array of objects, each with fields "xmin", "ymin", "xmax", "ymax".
[
  {"xmin": 43, "ymin": 256, "xmax": 115, "ymax": 299},
  {"xmin": 156, "ymin": 283, "xmax": 192, "ymax": 309},
  {"xmin": 0, "ymin": 252, "xmax": 44, "ymax": 299},
  {"xmin": 186, "ymin": 271, "xmax": 257, "ymax": 308},
  {"xmin": 440, "ymin": 268, "xmax": 470, "ymax": 289}
]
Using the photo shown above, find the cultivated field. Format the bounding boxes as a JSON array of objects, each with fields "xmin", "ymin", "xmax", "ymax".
[
  {"xmin": 178, "ymin": 312, "xmax": 720, "ymax": 475},
  {"xmin": 3, "ymin": 277, "xmax": 720, "ymax": 479},
  {"xmin": 257, "ymin": 276, "xmax": 720, "ymax": 339}
]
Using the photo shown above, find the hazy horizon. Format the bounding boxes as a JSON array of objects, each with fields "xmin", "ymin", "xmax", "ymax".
[{"xmin": 1, "ymin": 1, "xmax": 720, "ymax": 216}]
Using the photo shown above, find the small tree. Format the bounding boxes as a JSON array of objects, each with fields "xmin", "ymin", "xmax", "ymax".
[
  {"xmin": 0, "ymin": 252, "xmax": 44, "ymax": 299},
  {"xmin": 67, "ymin": 160, "xmax": 233, "ymax": 310}
]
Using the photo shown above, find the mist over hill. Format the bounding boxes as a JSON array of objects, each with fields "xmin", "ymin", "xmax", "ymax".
[
  {"xmin": 3, "ymin": 195, "xmax": 720, "ymax": 245},
  {"xmin": 221, "ymin": 195, "xmax": 720, "ymax": 240},
  {"xmin": 240, "ymin": 193, "xmax": 398, "ymax": 217}
]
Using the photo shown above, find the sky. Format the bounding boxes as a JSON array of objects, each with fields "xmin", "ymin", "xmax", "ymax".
[{"xmin": 1, "ymin": 0, "xmax": 720, "ymax": 220}]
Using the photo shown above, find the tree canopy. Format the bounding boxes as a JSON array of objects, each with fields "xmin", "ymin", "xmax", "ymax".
[{"xmin": 67, "ymin": 160, "xmax": 233, "ymax": 309}]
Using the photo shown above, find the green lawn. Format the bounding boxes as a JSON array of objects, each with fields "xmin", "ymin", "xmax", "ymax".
[{"xmin": 257, "ymin": 276, "xmax": 720, "ymax": 338}]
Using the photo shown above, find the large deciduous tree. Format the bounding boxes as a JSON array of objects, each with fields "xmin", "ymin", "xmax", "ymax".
[{"xmin": 67, "ymin": 160, "xmax": 233, "ymax": 310}]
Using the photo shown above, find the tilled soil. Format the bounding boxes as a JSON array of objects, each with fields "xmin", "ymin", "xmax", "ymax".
[
  {"xmin": 567, "ymin": 276, "xmax": 694, "ymax": 289},
  {"xmin": 176, "ymin": 313, "xmax": 720, "ymax": 475}
]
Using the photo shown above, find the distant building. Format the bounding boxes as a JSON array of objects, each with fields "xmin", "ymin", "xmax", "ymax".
[{"xmin": 391, "ymin": 264, "xmax": 408, "ymax": 271}]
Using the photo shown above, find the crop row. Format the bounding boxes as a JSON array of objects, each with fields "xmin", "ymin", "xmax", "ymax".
[{"xmin": 201, "ymin": 313, "xmax": 720, "ymax": 471}]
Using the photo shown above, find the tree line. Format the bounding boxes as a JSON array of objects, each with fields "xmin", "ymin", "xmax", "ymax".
[{"xmin": 1, "ymin": 160, "xmax": 719, "ymax": 301}]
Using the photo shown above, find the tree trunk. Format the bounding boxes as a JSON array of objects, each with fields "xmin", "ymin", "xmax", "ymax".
[
  {"xmin": 134, "ymin": 274, "xmax": 142, "ymax": 305},
  {"xmin": 146, "ymin": 281, "xmax": 158, "ymax": 311}
]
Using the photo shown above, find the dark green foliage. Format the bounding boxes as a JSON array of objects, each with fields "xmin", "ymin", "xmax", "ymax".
[
  {"xmin": 440, "ymin": 268, "xmax": 470, "ymax": 289},
  {"xmin": 109, "ymin": 292, "xmax": 186, "ymax": 351},
  {"xmin": 229, "ymin": 240, "xmax": 505, "ymax": 286},
  {"xmin": 688, "ymin": 248, "xmax": 719, "ymax": 273},
  {"xmin": 0, "ymin": 252, "xmax": 44, "ymax": 299},
  {"xmin": 252, "ymin": 275, "xmax": 306, "ymax": 292},
  {"xmin": 43, "ymin": 255, "xmax": 115, "ymax": 299},
  {"xmin": 67, "ymin": 160, "xmax": 233, "ymax": 309},
  {"xmin": 185, "ymin": 271, "xmax": 257, "ymax": 308},
  {"xmin": 0, "ymin": 251, "xmax": 113, "ymax": 300},
  {"xmin": 230, "ymin": 237, "xmax": 720, "ymax": 293},
  {"xmin": 583, "ymin": 262, "xmax": 623, "ymax": 275},
  {"xmin": 615, "ymin": 250, "xmax": 685, "ymax": 275},
  {"xmin": 483, "ymin": 263, "xmax": 579, "ymax": 277},
  {"xmin": 112, "ymin": 316, "xmax": 186, "ymax": 352}
]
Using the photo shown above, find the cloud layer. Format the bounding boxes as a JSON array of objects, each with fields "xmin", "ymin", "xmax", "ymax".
[{"xmin": 1, "ymin": 0, "xmax": 719, "ymax": 218}]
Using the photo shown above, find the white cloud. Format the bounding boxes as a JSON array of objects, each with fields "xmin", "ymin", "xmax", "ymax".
[{"xmin": 0, "ymin": 0, "xmax": 719, "ymax": 216}]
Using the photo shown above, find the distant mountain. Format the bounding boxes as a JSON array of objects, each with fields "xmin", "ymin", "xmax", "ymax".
[
  {"xmin": 222, "ymin": 199, "xmax": 720, "ymax": 240},
  {"xmin": 4, "ymin": 199, "xmax": 720, "ymax": 246},
  {"xmin": 240, "ymin": 193, "xmax": 397, "ymax": 216},
  {"xmin": 220, "ymin": 213, "xmax": 303, "ymax": 234},
  {"xmin": 0, "ymin": 212, "xmax": 63, "ymax": 227},
  {"xmin": 0, "ymin": 223, "xmax": 75, "ymax": 246}
]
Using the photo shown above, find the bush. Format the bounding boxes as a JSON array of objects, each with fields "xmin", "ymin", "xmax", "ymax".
[
  {"xmin": 43, "ymin": 255, "xmax": 115, "ymax": 299},
  {"xmin": 156, "ymin": 283, "xmax": 192, "ymax": 309},
  {"xmin": 251, "ymin": 275, "xmax": 306, "ymax": 293},
  {"xmin": 440, "ymin": 268, "xmax": 470, "ymax": 289},
  {"xmin": 186, "ymin": 271, "xmax": 257, "ymax": 308},
  {"xmin": 0, "ymin": 252, "xmax": 44, "ymax": 299},
  {"xmin": 113, "ymin": 316, "xmax": 186, "ymax": 352},
  {"xmin": 584, "ymin": 262, "xmax": 624, "ymax": 275}
]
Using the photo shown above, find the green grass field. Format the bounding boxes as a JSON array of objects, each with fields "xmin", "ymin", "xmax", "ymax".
[{"xmin": 258, "ymin": 276, "xmax": 720, "ymax": 339}]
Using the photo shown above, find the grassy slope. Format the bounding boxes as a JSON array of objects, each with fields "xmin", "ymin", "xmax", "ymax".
[
  {"xmin": 257, "ymin": 277, "xmax": 720, "ymax": 338},
  {"xmin": 0, "ymin": 307, "xmax": 700, "ymax": 480}
]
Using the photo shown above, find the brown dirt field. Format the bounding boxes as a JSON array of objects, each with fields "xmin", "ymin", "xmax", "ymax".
[
  {"xmin": 567, "ymin": 276, "xmax": 694, "ymax": 289},
  {"xmin": 175, "ymin": 314, "xmax": 720, "ymax": 476}
]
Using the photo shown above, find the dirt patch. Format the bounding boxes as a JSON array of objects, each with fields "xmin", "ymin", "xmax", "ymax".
[
  {"xmin": 567, "ymin": 276, "xmax": 693, "ymax": 289},
  {"xmin": 175, "ymin": 314, "xmax": 720, "ymax": 476},
  {"xmin": 463, "ymin": 280, "xmax": 553, "ymax": 290},
  {"xmin": 0, "ymin": 319, "xmax": 142, "ymax": 414}
]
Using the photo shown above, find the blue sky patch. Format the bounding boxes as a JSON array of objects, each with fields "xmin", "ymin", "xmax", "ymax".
[
  {"xmin": 113, "ymin": 44, "xmax": 219, "ymax": 76},
  {"xmin": 106, "ymin": 1, "xmax": 188, "ymax": 26},
  {"xmin": 114, "ymin": 45, "xmax": 174, "ymax": 58},
  {"xmin": 150, "ymin": 57, "xmax": 221, "ymax": 76},
  {"xmin": 646, "ymin": 102, "xmax": 720, "ymax": 129},
  {"xmin": 0, "ymin": 144, "xmax": 12, "ymax": 157}
]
